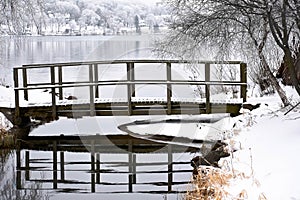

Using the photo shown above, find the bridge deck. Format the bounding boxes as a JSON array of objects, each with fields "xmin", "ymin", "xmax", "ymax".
[{"xmin": 23, "ymin": 97, "xmax": 243, "ymax": 107}]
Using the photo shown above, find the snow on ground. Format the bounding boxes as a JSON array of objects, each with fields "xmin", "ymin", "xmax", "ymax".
[
  {"xmin": 219, "ymin": 95, "xmax": 300, "ymax": 200},
  {"xmin": 1, "ymin": 84, "xmax": 300, "ymax": 199}
]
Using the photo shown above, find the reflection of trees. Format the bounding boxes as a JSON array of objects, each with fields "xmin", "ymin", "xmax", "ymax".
[{"xmin": 0, "ymin": 150, "xmax": 50, "ymax": 200}]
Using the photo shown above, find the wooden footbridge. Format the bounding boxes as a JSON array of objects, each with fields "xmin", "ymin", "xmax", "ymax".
[{"xmin": 1, "ymin": 60, "xmax": 247, "ymax": 130}]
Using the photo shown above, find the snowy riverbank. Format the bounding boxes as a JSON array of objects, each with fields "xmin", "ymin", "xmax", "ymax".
[
  {"xmin": 221, "ymin": 97, "xmax": 300, "ymax": 200},
  {"xmin": 1, "ymin": 85, "xmax": 300, "ymax": 199}
]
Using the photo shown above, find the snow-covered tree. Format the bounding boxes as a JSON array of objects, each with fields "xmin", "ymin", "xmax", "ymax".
[
  {"xmin": 0, "ymin": 0, "xmax": 44, "ymax": 34},
  {"xmin": 0, "ymin": 0, "xmax": 166, "ymax": 35}
]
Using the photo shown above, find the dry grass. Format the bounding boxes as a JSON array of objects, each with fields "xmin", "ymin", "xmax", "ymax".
[
  {"xmin": 186, "ymin": 165, "xmax": 268, "ymax": 200},
  {"xmin": 0, "ymin": 116, "xmax": 15, "ymax": 148},
  {"xmin": 186, "ymin": 166, "xmax": 232, "ymax": 200},
  {"xmin": 0, "ymin": 129, "xmax": 15, "ymax": 148}
]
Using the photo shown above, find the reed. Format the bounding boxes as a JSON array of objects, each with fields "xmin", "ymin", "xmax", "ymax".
[
  {"xmin": 186, "ymin": 160, "xmax": 267, "ymax": 199},
  {"xmin": 186, "ymin": 166, "xmax": 232, "ymax": 200}
]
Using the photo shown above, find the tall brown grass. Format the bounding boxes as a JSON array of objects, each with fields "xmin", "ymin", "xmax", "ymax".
[
  {"xmin": 185, "ymin": 165, "xmax": 267, "ymax": 200},
  {"xmin": 186, "ymin": 166, "xmax": 232, "ymax": 200}
]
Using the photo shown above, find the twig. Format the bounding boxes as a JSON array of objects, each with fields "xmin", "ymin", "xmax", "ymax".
[{"xmin": 284, "ymin": 101, "xmax": 300, "ymax": 115}]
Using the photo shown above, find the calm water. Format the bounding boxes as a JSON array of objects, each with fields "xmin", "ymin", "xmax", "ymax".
[
  {"xmin": 0, "ymin": 143, "xmax": 196, "ymax": 200},
  {"xmin": 0, "ymin": 35, "xmax": 198, "ymax": 200},
  {"xmin": 0, "ymin": 34, "xmax": 157, "ymax": 86}
]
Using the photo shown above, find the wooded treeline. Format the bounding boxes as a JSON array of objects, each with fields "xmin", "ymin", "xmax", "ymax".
[{"xmin": 0, "ymin": 0, "xmax": 167, "ymax": 35}]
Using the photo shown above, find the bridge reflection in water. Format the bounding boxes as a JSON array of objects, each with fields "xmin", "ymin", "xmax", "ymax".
[{"xmin": 16, "ymin": 135, "xmax": 213, "ymax": 196}]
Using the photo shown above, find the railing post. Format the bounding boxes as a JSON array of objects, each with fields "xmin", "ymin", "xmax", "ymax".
[
  {"xmin": 168, "ymin": 144, "xmax": 173, "ymax": 192},
  {"xmin": 16, "ymin": 141, "xmax": 22, "ymax": 189},
  {"xmin": 58, "ymin": 66, "xmax": 63, "ymax": 100},
  {"xmin": 94, "ymin": 64, "xmax": 99, "ymax": 98},
  {"xmin": 89, "ymin": 64, "xmax": 95, "ymax": 116},
  {"xmin": 240, "ymin": 63, "xmax": 247, "ymax": 102},
  {"xmin": 133, "ymin": 154, "xmax": 137, "ymax": 184},
  {"xmin": 96, "ymin": 153, "xmax": 100, "ymax": 184},
  {"xmin": 166, "ymin": 62, "xmax": 172, "ymax": 115},
  {"xmin": 50, "ymin": 66, "xmax": 57, "ymax": 120},
  {"xmin": 91, "ymin": 140, "xmax": 96, "ymax": 193},
  {"xmin": 128, "ymin": 139, "xmax": 133, "ymax": 193},
  {"xmin": 14, "ymin": 68, "xmax": 20, "ymax": 123},
  {"xmin": 127, "ymin": 63, "xmax": 133, "ymax": 115},
  {"xmin": 130, "ymin": 63, "xmax": 135, "ymax": 97},
  {"xmin": 53, "ymin": 141, "xmax": 58, "ymax": 189},
  {"xmin": 25, "ymin": 151, "xmax": 30, "ymax": 180},
  {"xmin": 60, "ymin": 151, "xmax": 65, "ymax": 181},
  {"xmin": 205, "ymin": 63, "xmax": 211, "ymax": 114},
  {"xmin": 22, "ymin": 67, "xmax": 28, "ymax": 101}
]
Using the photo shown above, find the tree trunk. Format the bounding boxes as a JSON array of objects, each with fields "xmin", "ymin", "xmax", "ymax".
[
  {"xmin": 283, "ymin": 48, "xmax": 300, "ymax": 96},
  {"xmin": 259, "ymin": 53, "xmax": 290, "ymax": 106}
]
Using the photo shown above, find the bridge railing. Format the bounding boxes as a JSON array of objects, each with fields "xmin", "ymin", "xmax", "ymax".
[{"xmin": 13, "ymin": 60, "xmax": 247, "ymax": 120}]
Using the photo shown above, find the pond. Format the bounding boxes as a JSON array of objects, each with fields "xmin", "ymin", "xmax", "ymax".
[
  {"xmin": 1, "ymin": 135, "xmax": 204, "ymax": 200},
  {"xmin": 0, "ymin": 34, "xmax": 204, "ymax": 200},
  {"xmin": 0, "ymin": 34, "xmax": 157, "ymax": 86}
]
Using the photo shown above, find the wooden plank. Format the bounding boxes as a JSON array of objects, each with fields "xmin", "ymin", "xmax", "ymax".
[
  {"xmin": 128, "ymin": 139, "xmax": 133, "ymax": 193},
  {"xmin": 96, "ymin": 153, "xmax": 100, "ymax": 184},
  {"xmin": 25, "ymin": 151, "xmax": 30, "ymax": 180},
  {"xmin": 89, "ymin": 64, "xmax": 95, "ymax": 116},
  {"xmin": 127, "ymin": 63, "xmax": 132, "ymax": 115},
  {"xmin": 91, "ymin": 140, "xmax": 95, "ymax": 193},
  {"xmin": 13, "ymin": 68, "xmax": 20, "ymax": 122},
  {"xmin": 15, "ymin": 80, "xmax": 247, "ymax": 92},
  {"xmin": 94, "ymin": 64, "xmax": 99, "ymax": 98},
  {"xmin": 50, "ymin": 66, "xmax": 57, "ymax": 120},
  {"xmin": 205, "ymin": 63, "xmax": 211, "ymax": 114},
  {"xmin": 60, "ymin": 151, "xmax": 65, "ymax": 181},
  {"xmin": 133, "ymin": 154, "xmax": 137, "ymax": 184},
  {"xmin": 16, "ymin": 140, "xmax": 21, "ymax": 169},
  {"xmin": 166, "ymin": 62, "xmax": 172, "ymax": 115},
  {"xmin": 130, "ymin": 63, "xmax": 135, "ymax": 97},
  {"xmin": 17, "ymin": 60, "xmax": 244, "ymax": 69},
  {"xmin": 240, "ymin": 63, "xmax": 247, "ymax": 102},
  {"xmin": 53, "ymin": 141, "xmax": 58, "ymax": 189},
  {"xmin": 168, "ymin": 145, "xmax": 173, "ymax": 192},
  {"xmin": 58, "ymin": 66, "xmax": 63, "ymax": 100},
  {"xmin": 22, "ymin": 68, "xmax": 28, "ymax": 101}
]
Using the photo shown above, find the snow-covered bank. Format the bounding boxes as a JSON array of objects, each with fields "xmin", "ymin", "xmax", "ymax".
[
  {"xmin": 218, "ymin": 97, "xmax": 300, "ymax": 200},
  {"xmin": 116, "ymin": 93, "xmax": 300, "ymax": 198}
]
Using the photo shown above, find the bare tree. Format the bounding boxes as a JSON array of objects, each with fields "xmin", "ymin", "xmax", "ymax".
[
  {"xmin": 0, "ymin": 0, "xmax": 45, "ymax": 35},
  {"xmin": 157, "ymin": 0, "xmax": 300, "ymax": 106},
  {"xmin": 265, "ymin": 0, "xmax": 300, "ymax": 95}
]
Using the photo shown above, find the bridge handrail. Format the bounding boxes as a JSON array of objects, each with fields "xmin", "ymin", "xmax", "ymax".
[
  {"xmin": 14, "ymin": 59, "xmax": 244, "ymax": 69},
  {"xmin": 14, "ymin": 80, "xmax": 247, "ymax": 91}
]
